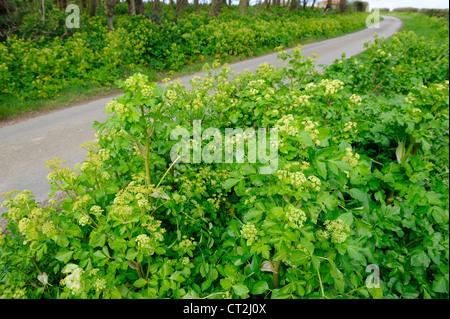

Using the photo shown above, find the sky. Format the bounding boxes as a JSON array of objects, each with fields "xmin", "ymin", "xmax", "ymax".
[{"xmin": 365, "ymin": 0, "xmax": 449, "ymax": 10}]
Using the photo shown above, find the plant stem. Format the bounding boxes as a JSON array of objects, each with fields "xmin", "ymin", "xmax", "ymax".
[{"xmin": 273, "ymin": 260, "xmax": 281, "ymax": 289}]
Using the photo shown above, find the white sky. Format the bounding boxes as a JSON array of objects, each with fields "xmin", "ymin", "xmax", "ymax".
[{"xmin": 365, "ymin": 0, "xmax": 449, "ymax": 10}]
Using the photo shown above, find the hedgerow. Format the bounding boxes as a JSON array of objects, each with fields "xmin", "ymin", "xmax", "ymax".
[{"xmin": 0, "ymin": 11, "xmax": 369, "ymax": 102}]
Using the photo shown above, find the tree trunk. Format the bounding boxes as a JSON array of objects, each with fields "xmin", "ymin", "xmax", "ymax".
[
  {"xmin": 135, "ymin": 0, "xmax": 144, "ymax": 15},
  {"xmin": 209, "ymin": 0, "xmax": 224, "ymax": 17},
  {"xmin": 105, "ymin": 0, "xmax": 119, "ymax": 31},
  {"xmin": 238, "ymin": 0, "xmax": 249, "ymax": 15},
  {"xmin": 302, "ymin": 0, "xmax": 308, "ymax": 10},
  {"xmin": 324, "ymin": 0, "xmax": 332, "ymax": 13},
  {"xmin": 41, "ymin": 0, "xmax": 45, "ymax": 23},
  {"xmin": 175, "ymin": 0, "xmax": 188, "ymax": 22},
  {"xmin": 89, "ymin": 0, "xmax": 96, "ymax": 17},
  {"xmin": 311, "ymin": 0, "xmax": 316, "ymax": 11},
  {"xmin": 290, "ymin": 0, "xmax": 298, "ymax": 10},
  {"xmin": 339, "ymin": 0, "xmax": 348, "ymax": 14},
  {"xmin": 127, "ymin": 0, "xmax": 136, "ymax": 16},
  {"xmin": 59, "ymin": 0, "xmax": 67, "ymax": 10},
  {"xmin": 194, "ymin": 0, "xmax": 199, "ymax": 12}
]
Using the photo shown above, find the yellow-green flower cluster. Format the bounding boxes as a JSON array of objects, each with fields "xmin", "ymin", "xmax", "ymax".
[
  {"xmin": 179, "ymin": 236, "xmax": 197, "ymax": 249},
  {"xmin": 277, "ymin": 169, "xmax": 307, "ymax": 188},
  {"xmin": 78, "ymin": 215, "xmax": 90, "ymax": 226},
  {"xmin": 308, "ymin": 175, "xmax": 321, "ymax": 191},
  {"xmin": 174, "ymin": 167, "xmax": 229, "ymax": 196},
  {"xmin": 285, "ymin": 205, "xmax": 307, "ymax": 229},
  {"xmin": 12, "ymin": 288, "xmax": 26, "ymax": 299},
  {"xmin": 302, "ymin": 119, "xmax": 321, "ymax": 146},
  {"xmin": 105, "ymin": 100, "xmax": 128, "ymax": 117},
  {"xmin": 207, "ymin": 193, "xmax": 225, "ymax": 210},
  {"xmin": 241, "ymin": 223, "xmax": 258, "ymax": 243},
  {"xmin": 18, "ymin": 207, "xmax": 59, "ymax": 241},
  {"xmin": 324, "ymin": 219, "xmax": 350, "ymax": 244},
  {"xmin": 342, "ymin": 147, "xmax": 360, "ymax": 168},
  {"xmin": 320, "ymin": 79, "xmax": 344, "ymax": 96},
  {"xmin": 181, "ymin": 257, "xmax": 190, "ymax": 266},
  {"xmin": 61, "ymin": 265, "xmax": 84, "ymax": 295},
  {"xmin": 349, "ymin": 94, "xmax": 362, "ymax": 106},
  {"xmin": 136, "ymin": 234, "xmax": 151, "ymax": 250},
  {"xmin": 275, "ymin": 114, "xmax": 298, "ymax": 136},
  {"xmin": 343, "ymin": 121, "xmax": 358, "ymax": 133},
  {"xmin": 94, "ymin": 278, "xmax": 107, "ymax": 292},
  {"xmin": 45, "ymin": 158, "xmax": 78, "ymax": 184},
  {"xmin": 315, "ymin": 229, "xmax": 330, "ymax": 241}
]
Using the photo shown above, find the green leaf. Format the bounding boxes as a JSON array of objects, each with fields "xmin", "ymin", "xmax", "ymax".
[
  {"xmin": 411, "ymin": 251, "xmax": 431, "ymax": 268},
  {"xmin": 89, "ymin": 231, "xmax": 106, "ymax": 248},
  {"xmin": 315, "ymin": 161, "xmax": 327, "ymax": 179},
  {"xmin": 133, "ymin": 278, "xmax": 148, "ymax": 288},
  {"xmin": 220, "ymin": 278, "xmax": 233, "ymax": 290},
  {"xmin": 232, "ymin": 283, "xmax": 249, "ymax": 296},
  {"xmin": 288, "ymin": 250, "xmax": 309, "ymax": 266},
  {"xmin": 55, "ymin": 235, "xmax": 69, "ymax": 248},
  {"xmin": 338, "ymin": 212, "xmax": 354, "ymax": 226},
  {"xmin": 251, "ymin": 281, "xmax": 269, "ymax": 295},
  {"xmin": 432, "ymin": 276, "xmax": 449, "ymax": 294},
  {"xmin": 55, "ymin": 250, "xmax": 73, "ymax": 263},
  {"xmin": 348, "ymin": 188, "xmax": 369, "ymax": 207},
  {"xmin": 222, "ymin": 178, "xmax": 242, "ymax": 190}
]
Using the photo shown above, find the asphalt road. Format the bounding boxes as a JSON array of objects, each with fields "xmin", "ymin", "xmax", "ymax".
[{"xmin": 0, "ymin": 16, "xmax": 402, "ymax": 213}]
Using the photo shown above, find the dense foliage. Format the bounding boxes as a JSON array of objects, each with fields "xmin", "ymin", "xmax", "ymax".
[
  {"xmin": 0, "ymin": 14, "xmax": 449, "ymax": 299},
  {"xmin": 0, "ymin": 7, "xmax": 368, "ymax": 104}
]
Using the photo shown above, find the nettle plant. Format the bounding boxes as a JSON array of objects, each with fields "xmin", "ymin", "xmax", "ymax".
[{"xmin": 1, "ymin": 43, "xmax": 448, "ymax": 299}]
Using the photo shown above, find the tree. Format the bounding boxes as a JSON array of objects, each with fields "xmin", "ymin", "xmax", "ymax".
[
  {"xmin": 209, "ymin": 0, "xmax": 225, "ymax": 17},
  {"xmin": 339, "ymin": 0, "xmax": 348, "ymax": 14},
  {"xmin": 238, "ymin": 0, "xmax": 249, "ymax": 15},
  {"xmin": 311, "ymin": 0, "xmax": 316, "ymax": 11},
  {"xmin": 60, "ymin": 0, "xmax": 67, "ymax": 10},
  {"xmin": 194, "ymin": 0, "xmax": 199, "ymax": 12},
  {"xmin": 135, "ymin": 0, "xmax": 144, "ymax": 15},
  {"xmin": 290, "ymin": 0, "xmax": 299, "ymax": 10},
  {"xmin": 153, "ymin": 0, "xmax": 162, "ymax": 13},
  {"xmin": 127, "ymin": 0, "xmax": 136, "ymax": 16},
  {"xmin": 175, "ymin": 0, "xmax": 188, "ymax": 22},
  {"xmin": 89, "ymin": 0, "xmax": 96, "ymax": 17},
  {"xmin": 105, "ymin": 0, "xmax": 119, "ymax": 31},
  {"xmin": 324, "ymin": 0, "xmax": 332, "ymax": 13}
]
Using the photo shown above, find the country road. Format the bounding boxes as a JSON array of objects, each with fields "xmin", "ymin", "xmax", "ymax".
[{"xmin": 0, "ymin": 15, "xmax": 402, "ymax": 214}]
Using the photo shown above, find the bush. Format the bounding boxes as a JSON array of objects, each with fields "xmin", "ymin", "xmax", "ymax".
[
  {"xmin": 1, "ymin": 32, "xmax": 448, "ymax": 298},
  {"xmin": 0, "ymin": 11, "xmax": 369, "ymax": 106}
]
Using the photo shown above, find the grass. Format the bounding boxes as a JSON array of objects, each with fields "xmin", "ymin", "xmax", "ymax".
[
  {"xmin": 0, "ymin": 22, "xmax": 366, "ymax": 123},
  {"xmin": 392, "ymin": 12, "xmax": 447, "ymax": 40}
]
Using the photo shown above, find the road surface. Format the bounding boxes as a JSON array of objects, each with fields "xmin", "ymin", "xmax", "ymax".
[{"xmin": 0, "ymin": 16, "xmax": 402, "ymax": 213}]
